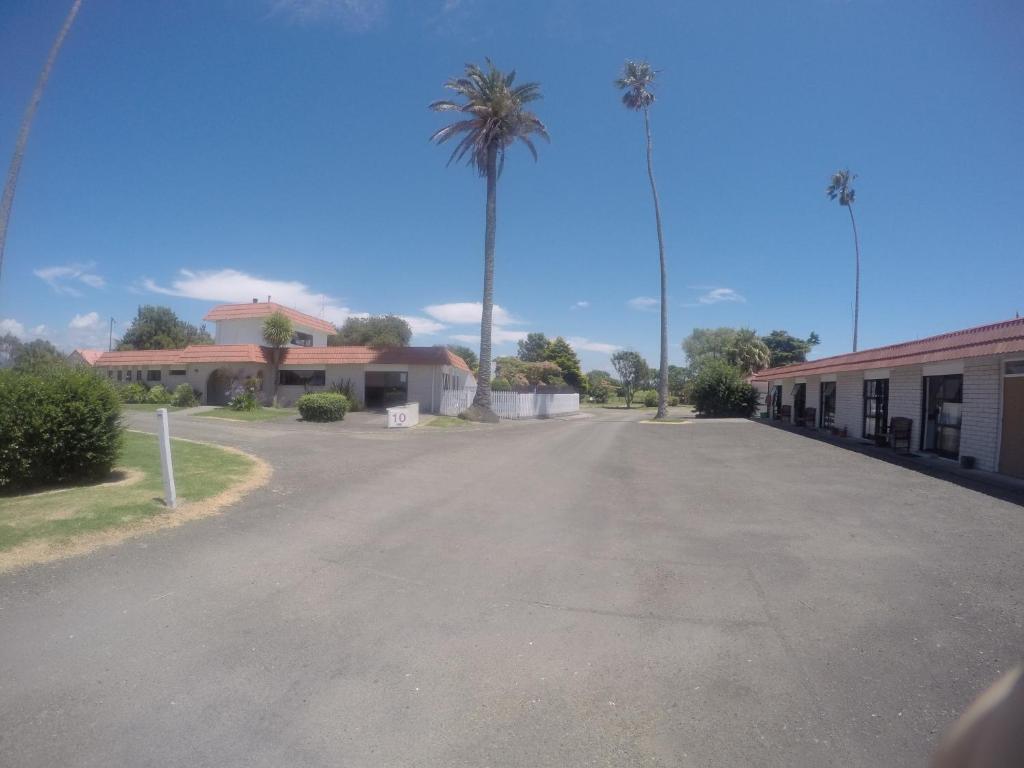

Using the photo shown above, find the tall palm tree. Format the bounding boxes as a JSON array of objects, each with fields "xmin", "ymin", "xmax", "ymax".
[
  {"xmin": 429, "ymin": 60, "xmax": 548, "ymax": 419},
  {"xmin": 0, "ymin": 0, "xmax": 83, "ymax": 288},
  {"xmin": 262, "ymin": 311, "xmax": 293, "ymax": 408},
  {"xmin": 616, "ymin": 60, "xmax": 670, "ymax": 419},
  {"xmin": 827, "ymin": 169, "xmax": 861, "ymax": 351}
]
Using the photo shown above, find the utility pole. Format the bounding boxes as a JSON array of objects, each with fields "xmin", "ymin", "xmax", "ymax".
[{"xmin": 108, "ymin": 316, "xmax": 115, "ymax": 351}]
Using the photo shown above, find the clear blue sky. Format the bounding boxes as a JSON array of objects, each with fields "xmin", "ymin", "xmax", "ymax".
[{"xmin": 1, "ymin": 0, "xmax": 1022, "ymax": 370}]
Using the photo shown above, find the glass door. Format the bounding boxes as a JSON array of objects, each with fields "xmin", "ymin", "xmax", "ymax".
[
  {"xmin": 820, "ymin": 381, "xmax": 836, "ymax": 429},
  {"xmin": 921, "ymin": 374, "xmax": 963, "ymax": 458},
  {"xmin": 863, "ymin": 379, "xmax": 889, "ymax": 439},
  {"xmin": 792, "ymin": 383, "xmax": 806, "ymax": 423}
]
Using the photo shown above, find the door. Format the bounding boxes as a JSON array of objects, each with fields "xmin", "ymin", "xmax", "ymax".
[
  {"xmin": 921, "ymin": 374, "xmax": 963, "ymax": 459},
  {"xmin": 364, "ymin": 371, "xmax": 408, "ymax": 409},
  {"xmin": 820, "ymin": 381, "xmax": 836, "ymax": 429},
  {"xmin": 792, "ymin": 383, "xmax": 806, "ymax": 423},
  {"xmin": 1000, "ymin": 375, "xmax": 1024, "ymax": 478},
  {"xmin": 863, "ymin": 378, "xmax": 889, "ymax": 439}
]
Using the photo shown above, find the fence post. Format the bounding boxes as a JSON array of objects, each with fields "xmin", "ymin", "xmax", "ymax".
[{"xmin": 156, "ymin": 408, "xmax": 177, "ymax": 508}]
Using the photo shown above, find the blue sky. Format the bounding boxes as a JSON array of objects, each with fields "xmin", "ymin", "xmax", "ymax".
[{"xmin": 1, "ymin": 0, "xmax": 1022, "ymax": 370}]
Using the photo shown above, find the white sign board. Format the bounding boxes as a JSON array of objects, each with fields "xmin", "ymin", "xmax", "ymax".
[{"xmin": 386, "ymin": 402, "xmax": 419, "ymax": 429}]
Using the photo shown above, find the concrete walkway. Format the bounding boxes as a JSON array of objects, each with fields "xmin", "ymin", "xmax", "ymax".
[{"xmin": 1, "ymin": 408, "xmax": 1021, "ymax": 767}]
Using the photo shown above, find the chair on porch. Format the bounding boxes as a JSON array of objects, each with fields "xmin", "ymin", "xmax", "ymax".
[
  {"xmin": 802, "ymin": 407, "xmax": 817, "ymax": 429},
  {"xmin": 890, "ymin": 417, "xmax": 913, "ymax": 455}
]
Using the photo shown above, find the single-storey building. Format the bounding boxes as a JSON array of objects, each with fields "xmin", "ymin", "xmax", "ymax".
[
  {"xmin": 751, "ymin": 317, "xmax": 1024, "ymax": 479},
  {"xmin": 72, "ymin": 300, "xmax": 474, "ymax": 412}
]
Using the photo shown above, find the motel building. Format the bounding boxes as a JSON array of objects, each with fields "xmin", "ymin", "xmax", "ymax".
[
  {"xmin": 72, "ymin": 300, "xmax": 474, "ymax": 412},
  {"xmin": 750, "ymin": 317, "xmax": 1024, "ymax": 480}
]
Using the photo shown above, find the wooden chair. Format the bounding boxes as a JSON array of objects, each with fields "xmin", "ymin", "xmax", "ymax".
[{"xmin": 890, "ymin": 417, "xmax": 913, "ymax": 454}]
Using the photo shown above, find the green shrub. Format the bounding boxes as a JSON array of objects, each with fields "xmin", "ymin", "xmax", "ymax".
[
  {"xmin": 172, "ymin": 383, "xmax": 199, "ymax": 408},
  {"xmin": 297, "ymin": 392, "xmax": 348, "ymax": 422},
  {"xmin": 690, "ymin": 359, "xmax": 760, "ymax": 417},
  {"xmin": 228, "ymin": 378, "xmax": 260, "ymax": 411},
  {"xmin": 589, "ymin": 380, "xmax": 612, "ymax": 403},
  {"xmin": 0, "ymin": 367, "xmax": 123, "ymax": 491},
  {"xmin": 147, "ymin": 384, "xmax": 172, "ymax": 404},
  {"xmin": 491, "ymin": 377, "xmax": 512, "ymax": 391},
  {"xmin": 668, "ymin": 395, "xmax": 680, "ymax": 407},
  {"xmin": 119, "ymin": 382, "xmax": 149, "ymax": 404},
  {"xmin": 328, "ymin": 378, "xmax": 363, "ymax": 411}
]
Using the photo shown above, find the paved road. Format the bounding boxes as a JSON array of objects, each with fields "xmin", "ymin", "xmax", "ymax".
[{"xmin": 1, "ymin": 409, "xmax": 1021, "ymax": 767}]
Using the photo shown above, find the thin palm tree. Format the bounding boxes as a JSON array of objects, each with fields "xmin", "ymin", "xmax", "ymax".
[
  {"xmin": 262, "ymin": 311, "xmax": 293, "ymax": 408},
  {"xmin": 0, "ymin": 0, "xmax": 83, "ymax": 289},
  {"xmin": 827, "ymin": 169, "xmax": 861, "ymax": 351},
  {"xmin": 429, "ymin": 60, "xmax": 548, "ymax": 419},
  {"xmin": 616, "ymin": 60, "xmax": 670, "ymax": 419}
]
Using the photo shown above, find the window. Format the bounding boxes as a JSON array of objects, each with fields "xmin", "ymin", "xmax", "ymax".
[
  {"xmin": 147, "ymin": 369, "xmax": 162, "ymax": 382},
  {"xmin": 291, "ymin": 331, "xmax": 313, "ymax": 347},
  {"xmin": 117, "ymin": 370, "xmax": 123, "ymax": 382},
  {"xmin": 169, "ymin": 369, "xmax": 187, "ymax": 376},
  {"xmin": 1006, "ymin": 360, "xmax": 1024, "ymax": 376},
  {"xmin": 107, "ymin": 369, "xmax": 114, "ymax": 379},
  {"xmin": 863, "ymin": 379, "xmax": 889, "ymax": 439},
  {"xmin": 136, "ymin": 370, "xmax": 143, "ymax": 382},
  {"xmin": 279, "ymin": 369, "xmax": 325, "ymax": 386}
]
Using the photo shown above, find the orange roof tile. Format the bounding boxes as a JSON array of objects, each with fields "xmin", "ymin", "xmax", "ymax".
[
  {"xmin": 70, "ymin": 349, "xmax": 104, "ymax": 365},
  {"xmin": 203, "ymin": 302, "xmax": 336, "ymax": 335},
  {"xmin": 95, "ymin": 345, "xmax": 270, "ymax": 366},
  {"xmin": 752, "ymin": 317, "xmax": 1024, "ymax": 381}
]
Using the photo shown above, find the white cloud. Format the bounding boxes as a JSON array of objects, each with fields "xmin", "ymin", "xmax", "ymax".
[
  {"xmin": 571, "ymin": 300, "xmax": 590, "ymax": 310},
  {"xmin": 268, "ymin": 0, "xmax": 386, "ymax": 29},
  {"xmin": 142, "ymin": 269, "xmax": 357, "ymax": 328},
  {"xmin": 69, "ymin": 311, "xmax": 101, "ymax": 329},
  {"xmin": 627, "ymin": 296, "xmax": 658, "ymax": 311},
  {"xmin": 424, "ymin": 302, "xmax": 523, "ymax": 326},
  {"xmin": 687, "ymin": 286, "xmax": 746, "ymax": 306},
  {"xmin": 450, "ymin": 327, "xmax": 528, "ymax": 346},
  {"xmin": 33, "ymin": 262, "xmax": 105, "ymax": 296},
  {"xmin": 566, "ymin": 336, "xmax": 619, "ymax": 355},
  {"xmin": 400, "ymin": 315, "xmax": 447, "ymax": 336},
  {"xmin": 1, "ymin": 318, "xmax": 26, "ymax": 337}
]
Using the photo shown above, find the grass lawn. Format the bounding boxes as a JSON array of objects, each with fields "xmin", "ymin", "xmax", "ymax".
[
  {"xmin": 196, "ymin": 407, "xmax": 297, "ymax": 422},
  {"xmin": 0, "ymin": 431, "xmax": 256, "ymax": 556},
  {"xmin": 122, "ymin": 403, "xmax": 184, "ymax": 411},
  {"xmin": 424, "ymin": 415, "xmax": 472, "ymax": 428}
]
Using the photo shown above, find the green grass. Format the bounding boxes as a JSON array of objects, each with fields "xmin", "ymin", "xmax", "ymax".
[
  {"xmin": 424, "ymin": 415, "xmax": 472, "ymax": 428},
  {"xmin": 0, "ymin": 431, "xmax": 254, "ymax": 553},
  {"xmin": 122, "ymin": 403, "xmax": 184, "ymax": 411},
  {"xmin": 196, "ymin": 407, "xmax": 297, "ymax": 422}
]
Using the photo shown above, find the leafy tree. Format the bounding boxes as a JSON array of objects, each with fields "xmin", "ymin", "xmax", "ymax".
[
  {"xmin": 1, "ymin": 332, "xmax": 22, "ymax": 367},
  {"xmin": 117, "ymin": 305, "xmax": 213, "ymax": 350},
  {"xmin": 430, "ymin": 60, "xmax": 548, "ymax": 419},
  {"xmin": 682, "ymin": 327, "xmax": 772, "ymax": 376},
  {"xmin": 12, "ymin": 338, "xmax": 64, "ymax": 374},
  {"xmin": 494, "ymin": 357, "xmax": 565, "ymax": 388},
  {"xmin": 0, "ymin": 0, "xmax": 83, "ymax": 289},
  {"xmin": 616, "ymin": 60, "xmax": 670, "ymax": 419},
  {"xmin": 587, "ymin": 369, "xmax": 613, "ymax": 389},
  {"xmin": 517, "ymin": 332, "xmax": 549, "ymax": 362},
  {"xmin": 690, "ymin": 359, "xmax": 760, "ymax": 417},
  {"xmin": 725, "ymin": 328, "xmax": 771, "ymax": 375},
  {"xmin": 610, "ymin": 350, "xmax": 649, "ymax": 409},
  {"xmin": 827, "ymin": 169, "xmax": 861, "ymax": 351},
  {"xmin": 262, "ymin": 311, "xmax": 293, "ymax": 408},
  {"xmin": 330, "ymin": 315, "xmax": 411, "ymax": 348},
  {"xmin": 446, "ymin": 344, "xmax": 478, "ymax": 372},
  {"xmin": 668, "ymin": 364, "xmax": 691, "ymax": 400},
  {"xmin": 761, "ymin": 330, "xmax": 820, "ymax": 368},
  {"xmin": 542, "ymin": 336, "xmax": 587, "ymax": 393}
]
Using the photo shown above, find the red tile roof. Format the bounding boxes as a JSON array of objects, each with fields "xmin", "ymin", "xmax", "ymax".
[
  {"xmin": 752, "ymin": 317, "xmax": 1024, "ymax": 381},
  {"xmin": 203, "ymin": 302, "xmax": 337, "ymax": 335},
  {"xmin": 95, "ymin": 345, "xmax": 270, "ymax": 366},
  {"xmin": 70, "ymin": 349, "xmax": 104, "ymax": 365}
]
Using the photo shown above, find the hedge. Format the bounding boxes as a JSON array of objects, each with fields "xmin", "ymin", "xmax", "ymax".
[
  {"xmin": 690, "ymin": 360, "xmax": 760, "ymax": 417},
  {"xmin": 297, "ymin": 392, "xmax": 349, "ymax": 422},
  {"xmin": 0, "ymin": 368, "xmax": 123, "ymax": 491}
]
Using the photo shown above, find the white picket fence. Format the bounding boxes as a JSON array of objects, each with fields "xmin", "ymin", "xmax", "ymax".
[{"xmin": 439, "ymin": 388, "xmax": 579, "ymax": 420}]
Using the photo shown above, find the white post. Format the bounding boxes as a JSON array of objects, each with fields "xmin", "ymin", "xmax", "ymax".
[{"xmin": 156, "ymin": 408, "xmax": 177, "ymax": 508}]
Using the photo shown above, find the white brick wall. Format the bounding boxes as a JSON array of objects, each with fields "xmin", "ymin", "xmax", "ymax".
[
  {"xmin": 835, "ymin": 371, "xmax": 863, "ymax": 437},
  {"xmin": 805, "ymin": 376, "xmax": 821, "ymax": 427},
  {"xmin": 888, "ymin": 365, "xmax": 923, "ymax": 449},
  {"xmin": 960, "ymin": 357, "xmax": 1001, "ymax": 472}
]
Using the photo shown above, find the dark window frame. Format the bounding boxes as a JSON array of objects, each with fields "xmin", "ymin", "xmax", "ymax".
[
  {"xmin": 291, "ymin": 331, "xmax": 314, "ymax": 348},
  {"xmin": 147, "ymin": 369, "xmax": 162, "ymax": 382},
  {"xmin": 819, "ymin": 381, "xmax": 837, "ymax": 429},
  {"xmin": 279, "ymin": 369, "xmax": 325, "ymax": 386},
  {"xmin": 863, "ymin": 378, "xmax": 890, "ymax": 439},
  {"xmin": 169, "ymin": 369, "xmax": 187, "ymax": 376}
]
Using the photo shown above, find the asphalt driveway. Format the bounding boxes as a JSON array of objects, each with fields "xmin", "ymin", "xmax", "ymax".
[{"xmin": 1, "ymin": 408, "xmax": 1021, "ymax": 767}]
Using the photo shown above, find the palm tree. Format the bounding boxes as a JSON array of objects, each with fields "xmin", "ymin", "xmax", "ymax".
[
  {"xmin": 262, "ymin": 311, "xmax": 293, "ymax": 408},
  {"xmin": 827, "ymin": 169, "xmax": 861, "ymax": 351},
  {"xmin": 727, "ymin": 328, "xmax": 772, "ymax": 375},
  {"xmin": 616, "ymin": 60, "xmax": 670, "ymax": 419},
  {"xmin": 0, "ymin": 0, "xmax": 83, "ymax": 288},
  {"xmin": 429, "ymin": 60, "xmax": 548, "ymax": 419}
]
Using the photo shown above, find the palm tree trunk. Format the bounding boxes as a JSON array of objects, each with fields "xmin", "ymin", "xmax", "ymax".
[
  {"xmin": 0, "ymin": 0, "xmax": 83, "ymax": 287},
  {"xmin": 473, "ymin": 143, "xmax": 498, "ymax": 411},
  {"xmin": 847, "ymin": 203, "xmax": 860, "ymax": 352},
  {"xmin": 643, "ymin": 107, "xmax": 669, "ymax": 419}
]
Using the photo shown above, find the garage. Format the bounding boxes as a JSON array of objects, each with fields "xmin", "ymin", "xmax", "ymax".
[{"xmin": 364, "ymin": 371, "xmax": 408, "ymax": 409}]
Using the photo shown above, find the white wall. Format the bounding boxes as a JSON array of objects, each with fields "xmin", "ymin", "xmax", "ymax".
[
  {"xmin": 835, "ymin": 371, "xmax": 864, "ymax": 436},
  {"xmin": 214, "ymin": 317, "xmax": 328, "ymax": 347},
  {"xmin": 888, "ymin": 365, "xmax": 923, "ymax": 449},
  {"xmin": 961, "ymin": 356, "xmax": 1001, "ymax": 472}
]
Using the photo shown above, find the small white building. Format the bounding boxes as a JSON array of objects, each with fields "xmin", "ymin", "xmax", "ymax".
[
  {"xmin": 74, "ymin": 300, "xmax": 474, "ymax": 412},
  {"xmin": 751, "ymin": 317, "xmax": 1024, "ymax": 479}
]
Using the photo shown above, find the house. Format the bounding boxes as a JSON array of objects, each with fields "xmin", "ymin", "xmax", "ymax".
[
  {"xmin": 67, "ymin": 348, "xmax": 103, "ymax": 366},
  {"xmin": 751, "ymin": 317, "xmax": 1024, "ymax": 479},
  {"xmin": 74, "ymin": 300, "xmax": 474, "ymax": 412}
]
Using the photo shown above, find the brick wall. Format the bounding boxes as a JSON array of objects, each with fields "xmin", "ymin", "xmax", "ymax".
[
  {"xmin": 835, "ymin": 371, "xmax": 863, "ymax": 436},
  {"xmin": 888, "ymin": 365, "xmax": 923, "ymax": 450},
  {"xmin": 805, "ymin": 376, "xmax": 821, "ymax": 427},
  {"xmin": 961, "ymin": 357, "xmax": 1001, "ymax": 472}
]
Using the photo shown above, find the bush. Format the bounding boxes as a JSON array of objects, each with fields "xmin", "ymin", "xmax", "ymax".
[
  {"xmin": 147, "ymin": 384, "xmax": 172, "ymax": 404},
  {"xmin": 690, "ymin": 360, "xmax": 760, "ymax": 417},
  {"xmin": 668, "ymin": 395, "xmax": 680, "ymax": 407},
  {"xmin": 119, "ymin": 382, "xmax": 149, "ymax": 404},
  {"xmin": 297, "ymin": 392, "xmax": 348, "ymax": 422},
  {"xmin": 0, "ymin": 368, "xmax": 123, "ymax": 491},
  {"xmin": 172, "ymin": 383, "xmax": 199, "ymax": 408},
  {"xmin": 491, "ymin": 377, "xmax": 512, "ymax": 391},
  {"xmin": 589, "ymin": 380, "xmax": 612, "ymax": 403},
  {"xmin": 228, "ymin": 378, "xmax": 260, "ymax": 411},
  {"xmin": 328, "ymin": 378, "xmax": 363, "ymax": 411}
]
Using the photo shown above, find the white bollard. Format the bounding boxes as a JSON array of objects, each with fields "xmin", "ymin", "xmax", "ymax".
[{"xmin": 156, "ymin": 408, "xmax": 177, "ymax": 508}]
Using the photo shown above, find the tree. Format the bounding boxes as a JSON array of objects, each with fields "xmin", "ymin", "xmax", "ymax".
[
  {"xmin": 668, "ymin": 364, "xmax": 691, "ymax": 400},
  {"xmin": 725, "ymin": 328, "xmax": 771, "ymax": 375},
  {"xmin": 517, "ymin": 332, "xmax": 549, "ymax": 362},
  {"xmin": 0, "ymin": 0, "xmax": 83, "ymax": 289},
  {"xmin": 446, "ymin": 344, "xmax": 478, "ymax": 372},
  {"xmin": 682, "ymin": 327, "xmax": 739, "ymax": 367},
  {"xmin": 616, "ymin": 60, "xmax": 670, "ymax": 420},
  {"xmin": 330, "ymin": 315, "xmax": 411, "ymax": 349},
  {"xmin": 1, "ymin": 332, "xmax": 22, "ymax": 368},
  {"xmin": 542, "ymin": 336, "xmax": 587, "ymax": 393},
  {"xmin": 610, "ymin": 350, "xmax": 649, "ymax": 409},
  {"xmin": 430, "ymin": 60, "xmax": 549, "ymax": 420},
  {"xmin": 827, "ymin": 169, "xmax": 861, "ymax": 351},
  {"xmin": 494, "ymin": 357, "xmax": 564, "ymax": 388},
  {"xmin": 761, "ymin": 330, "xmax": 820, "ymax": 368},
  {"xmin": 262, "ymin": 311, "xmax": 293, "ymax": 408},
  {"xmin": 117, "ymin": 306, "xmax": 213, "ymax": 350},
  {"xmin": 12, "ymin": 338, "xmax": 64, "ymax": 374},
  {"xmin": 690, "ymin": 359, "xmax": 760, "ymax": 417}
]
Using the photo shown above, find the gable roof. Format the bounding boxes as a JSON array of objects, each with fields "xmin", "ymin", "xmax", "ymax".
[
  {"xmin": 70, "ymin": 349, "xmax": 103, "ymax": 365},
  {"xmin": 94, "ymin": 345, "xmax": 270, "ymax": 366},
  {"xmin": 203, "ymin": 302, "xmax": 336, "ymax": 335},
  {"xmin": 752, "ymin": 317, "xmax": 1024, "ymax": 381}
]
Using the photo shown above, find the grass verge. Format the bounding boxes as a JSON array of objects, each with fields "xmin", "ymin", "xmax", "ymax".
[
  {"xmin": 196, "ymin": 407, "xmax": 297, "ymax": 421},
  {"xmin": 424, "ymin": 415, "xmax": 472, "ymax": 428},
  {"xmin": 0, "ymin": 431, "xmax": 270, "ymax": 573}
]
